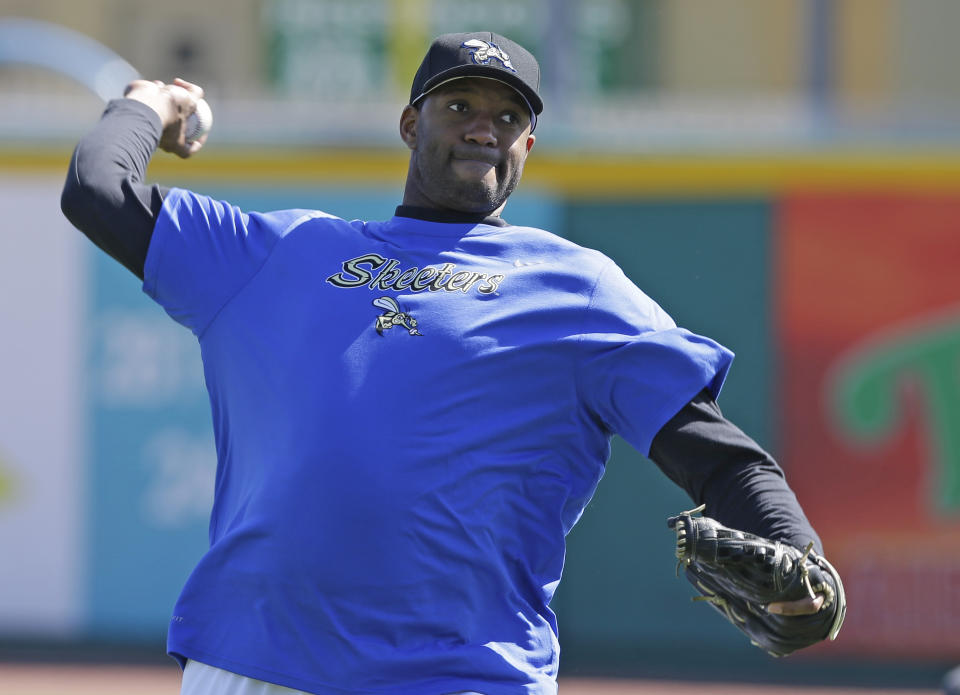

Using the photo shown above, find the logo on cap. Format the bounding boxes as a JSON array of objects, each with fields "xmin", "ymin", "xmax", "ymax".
[{"xmin": 461, "ymin": 39, "xmax": 517, "ymax": 72}]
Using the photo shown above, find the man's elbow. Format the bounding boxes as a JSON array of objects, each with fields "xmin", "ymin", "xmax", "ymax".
[
  {"xmin": 60, "ymin": 151, "xmax": 88, "ymax": 231},
  {"xmin": 60, "ymin": 157, "xmax": 102, "ymax": 238},
  {"xmin": 60, "ymin": 176, "xmax": 83, "ymax": 229}
]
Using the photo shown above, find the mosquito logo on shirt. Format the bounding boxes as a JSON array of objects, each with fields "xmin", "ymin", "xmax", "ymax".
[{"xmin": 373, "ymin": 297, "xmax": 422, "ymax": 336}]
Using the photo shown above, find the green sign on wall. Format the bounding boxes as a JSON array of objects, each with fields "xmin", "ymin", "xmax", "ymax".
[{"xmin": 262, "ymin": 0, "xmax": 660, "ymax": 99}]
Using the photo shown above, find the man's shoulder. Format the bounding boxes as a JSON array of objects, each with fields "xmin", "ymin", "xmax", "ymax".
[
  {"xmin": 503, "ymin": 222, "xmax": 611, "ymax": 267},
  {"xmin": 259, "ymin": 209, "xmax": 359, "ymax": 239},
  {"xmin": 164, "ymin": 188, "xmax": 364, "ymax": 237}
]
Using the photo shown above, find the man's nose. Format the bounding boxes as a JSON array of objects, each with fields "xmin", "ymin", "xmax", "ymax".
[{"xmin": 463, "ymin": 114, "xmax": 497, "ymax": 146}]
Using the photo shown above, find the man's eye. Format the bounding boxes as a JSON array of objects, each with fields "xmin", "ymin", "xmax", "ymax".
[
  {"xmin": 448, "ymin": 103, "xmax": 467, "ymax": 113},
  {"xmin": 500, "ymin": 113, "xmax": 520, "ymax": 125}
]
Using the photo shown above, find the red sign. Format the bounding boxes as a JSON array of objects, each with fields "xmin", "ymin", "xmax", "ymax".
[{"xmin": 778, "ymin": 192, "xmax": 960, "ymax": 658}]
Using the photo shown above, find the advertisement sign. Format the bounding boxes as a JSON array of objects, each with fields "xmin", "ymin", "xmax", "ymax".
[
  {"xmin": 0, "ymin": 176, "xmax": 84, "ymax": 635},
  {"xmin": 84, "ymin": 251, "xmax": 214, "ymax": 638},
  {"xmin": 778, "ymin": 192, "xmax": 960, "ymax": 658}
]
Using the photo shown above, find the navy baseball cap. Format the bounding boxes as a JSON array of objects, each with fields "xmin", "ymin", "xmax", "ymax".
[{"xmin": 409, "ymin": 32, "xmax": 543, "ymax": 130}]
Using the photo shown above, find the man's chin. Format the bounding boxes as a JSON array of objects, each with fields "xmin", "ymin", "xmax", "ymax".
[{"xmin": 443, "ymin": 180, "xmax": 504, "ymax": 213}]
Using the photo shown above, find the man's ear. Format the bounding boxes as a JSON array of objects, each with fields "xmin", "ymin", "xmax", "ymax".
[
  {"xmin": 399, "ymin": 105, "xmax": 419, "ymax": 150},
  {"xmin": 525, "ymin": 134, "xmax": 535, "ymax": 154}
]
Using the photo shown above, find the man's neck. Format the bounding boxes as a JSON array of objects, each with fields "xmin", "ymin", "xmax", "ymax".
[{"xmin": 394, "ymin": 205, "xmax": 509, "ymax": 227}]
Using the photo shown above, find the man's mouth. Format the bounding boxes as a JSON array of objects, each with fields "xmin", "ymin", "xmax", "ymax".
[{"xmin": 452, "ymin": 150, "xmax": 500, "ymax": 167}]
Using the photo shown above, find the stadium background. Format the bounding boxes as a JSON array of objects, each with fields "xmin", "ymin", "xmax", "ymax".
[{"xmin": 2, "ymin": 0, "xmax": 960, "ymax": 692}]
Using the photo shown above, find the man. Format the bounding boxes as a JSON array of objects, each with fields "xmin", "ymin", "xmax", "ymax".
[{"xmin": 62, "ymin": 32, "xmax": 833, "ymax": 695}]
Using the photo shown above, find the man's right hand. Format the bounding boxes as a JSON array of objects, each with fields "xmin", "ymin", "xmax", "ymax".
[{"xmin": 123, "ymin": 78, "xmax": 207, "ymax": 158}]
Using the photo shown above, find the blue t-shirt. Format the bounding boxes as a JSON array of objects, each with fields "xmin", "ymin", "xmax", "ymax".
[{"xmin": 144, "ymin": 189, "xmax": 733, "ymax": 695}]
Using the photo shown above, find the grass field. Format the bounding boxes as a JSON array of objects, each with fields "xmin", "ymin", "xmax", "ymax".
[{"xmin": 0, "ymin": 664, "xmax": 942, "ymax": 695}]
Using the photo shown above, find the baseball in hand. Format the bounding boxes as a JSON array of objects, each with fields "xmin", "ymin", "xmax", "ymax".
[{"xmin": 185, "ymin": 98, "xmax": 213, "ymax": 142}]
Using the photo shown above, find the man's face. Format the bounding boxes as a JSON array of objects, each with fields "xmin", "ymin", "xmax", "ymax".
[{"xmin": 400, "ymin": 78, "xmax": 536, "ymax": 215}]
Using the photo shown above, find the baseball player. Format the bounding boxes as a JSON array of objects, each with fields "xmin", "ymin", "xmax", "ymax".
[{"xmin": 61, "ymin": 32, "xmax": 838, "ymax": 695}]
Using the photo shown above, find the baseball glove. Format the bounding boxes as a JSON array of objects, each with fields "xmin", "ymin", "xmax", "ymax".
[{"xmin": 666, "ymin": 505, "xmax": 846, "ymax": 657}]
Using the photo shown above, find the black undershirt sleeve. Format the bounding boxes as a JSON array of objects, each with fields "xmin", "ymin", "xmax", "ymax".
[
  {"xmin": 649, "ymin": 389, "xmax": 822, "ymax": 554},
  {"xmin": 61, "ymin": 98, "xmax": 168, "ymax": 280}
]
